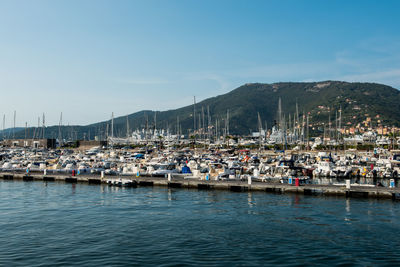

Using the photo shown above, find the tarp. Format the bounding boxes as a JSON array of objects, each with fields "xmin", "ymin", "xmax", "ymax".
[{"xmin": 182, "ymin": 166, "xmax": 191, "ymax": 174}]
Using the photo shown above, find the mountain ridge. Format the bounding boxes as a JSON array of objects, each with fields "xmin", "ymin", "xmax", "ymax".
[{"xmin": 9, "ymin": 81, "xmax": 400, "ymax": 139}]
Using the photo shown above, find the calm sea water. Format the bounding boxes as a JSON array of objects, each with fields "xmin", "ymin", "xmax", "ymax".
[{"xmin": 0, "ymin": 181, "xmax": 400, "ymax": 266}]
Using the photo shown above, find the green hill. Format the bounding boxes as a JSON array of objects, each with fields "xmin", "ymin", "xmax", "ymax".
[{"xmin": 11, "ymin": 81, "xmax": 400, "ymax": 139}]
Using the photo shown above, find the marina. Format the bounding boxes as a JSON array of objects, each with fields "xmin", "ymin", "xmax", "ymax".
[
  {"xmin": 3, "ymin": 1, "xmax": 400, "ymax": 266},
  {"xmin": 2, "ymin": 143, "xmax": 400, "ymax": 200}
]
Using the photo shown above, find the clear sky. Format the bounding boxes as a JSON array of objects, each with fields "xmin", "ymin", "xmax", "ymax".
[{"xmin": 0, "ymin": 0, "xmax": 399, "ymax": 126}]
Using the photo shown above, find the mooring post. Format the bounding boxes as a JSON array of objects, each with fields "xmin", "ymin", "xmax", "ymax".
[{"xmin": 346, "ymin": 179, "xmax": 351, "ymax": 189}]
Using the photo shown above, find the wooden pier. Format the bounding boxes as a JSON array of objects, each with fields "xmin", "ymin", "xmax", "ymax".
[{"xmin": 1, "ymin": 172, "xmax": 400, "ymax": 200}]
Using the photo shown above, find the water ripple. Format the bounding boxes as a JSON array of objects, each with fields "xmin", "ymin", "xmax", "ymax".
[{"xmin": 0, "ymin": 181, "xmax": 400, "ymax": 266}]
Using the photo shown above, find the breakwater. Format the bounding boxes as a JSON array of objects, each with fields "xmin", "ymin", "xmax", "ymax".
[{"xmin": 1, "ymin": 172, "xmax": 400, "ymax": 200}]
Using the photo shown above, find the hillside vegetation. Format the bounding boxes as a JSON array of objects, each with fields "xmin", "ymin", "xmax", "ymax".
[{"xmin": 12, "ymin": 81, "xmax": 400, "ymax": 139}]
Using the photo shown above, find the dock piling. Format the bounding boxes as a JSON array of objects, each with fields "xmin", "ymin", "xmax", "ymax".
[{"xmin": 346, "ymin": 179, "xmax": 351, "ymax": 189}]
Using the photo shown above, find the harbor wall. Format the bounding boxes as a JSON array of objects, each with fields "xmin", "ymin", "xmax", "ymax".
[{"xmin": 1, "ymin": 172, "xmax": 399, "ymax": 200}]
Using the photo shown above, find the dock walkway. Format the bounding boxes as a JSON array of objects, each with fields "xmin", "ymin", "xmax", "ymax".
[{"xmin": 1, "ymin": 172, "xmax": 400, "ymax": 200}]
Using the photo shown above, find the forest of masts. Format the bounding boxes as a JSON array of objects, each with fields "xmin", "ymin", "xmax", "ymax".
[
  {"xmin": 274, "ymin": 97, "xmax": 343, "ymax": 146},
  {"xmin": 2, "ymin": 97, "xmax": 345, "ymax": 146}
]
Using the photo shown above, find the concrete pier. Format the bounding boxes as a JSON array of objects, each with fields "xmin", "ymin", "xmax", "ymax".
[{"xmin": 0, "ymin": 171, "xmax": 399, "ymax": 200}]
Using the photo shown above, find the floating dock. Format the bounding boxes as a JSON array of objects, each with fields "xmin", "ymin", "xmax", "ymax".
[{"xmin": 1, "ymin": 172, "xmax": 400, "ymax": 200}]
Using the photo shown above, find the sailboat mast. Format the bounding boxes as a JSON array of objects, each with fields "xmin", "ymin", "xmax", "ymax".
[
  {"xmin": 293, "ymin": 113, "xmax": 296, "ymax": 142},
  {"xmin": 306, "ymin": 113, "xmax": 309, "ymax": 150},
  {"xmin": 207, "ymin": 106, "xmax": 210, "ymax": 141},
  {"xmin": 215, "ymin": 118, "xmax": 218, "ymax": 141},
  {"xmin": 339, "ymin": 106, "xmax": 342, "ymax": 143},
  {"xmin": 58, "ymin": 112, "xmax": 63, "ymax": 147},
  {"xmin": 198, "ymin": 114, "xmax": 201, "ymax": 135},
  {"xmin": 13, "ymin": 110, "xmax": 16, "ymax": 139},
  {"xmin": 302, "ymin": 112, "xmax": 305, "ymax": 145},
  {"xmin": 258, "ymin": 112, "xmax": 262, "ymax": 148},
  {"xmin": 202, "ymin": 106, "xmax": 205, "ymax": 140},
  {"xmin": 335, "ymin": 110, "xmax": 338, "ymax": 141},
  {"xmin": 193, "ymin": 96, "xmax": 196, "ymax": 134},
  {"xmin": 36, "ymin": 117, "xmax": 40, "ymax": 140},
  {"xmin": 296, "ymin": 99, "xmax": 299, "ymax": 139},
  {"xmin": 2, "ymin": 114, "xmax": 5, "ymax": 140},
  {"xmin": 226, "ymin": 109, "xmax": 229, "ymax": 136},
  {"xmin": 42, "ymin": 113, "xmax": 45, "ymax": 139},
  {"xmin": 145, "ymin": 113, "xmax": 149, "ymax": 144},
  {"xmin": 154, "ymin": 112, "xmax": 157, "ymax": 133},
  {"xmin": 111, "ymin": 112, "xmax": 114, "ymax": 141},
  {"xmin": 328, "ymin": 108, "xmax": 331, "ymax": 141},
  {"xmin": 288, "ymin": 113, "xmax": 291, "ymax": 143},
  {"xmin": 126, "ymin": 115, "xmax": 130, "ymax": 138},
  {"xmin": 278, "ymin": 97, "xmax": 282, "ymax": 131}
]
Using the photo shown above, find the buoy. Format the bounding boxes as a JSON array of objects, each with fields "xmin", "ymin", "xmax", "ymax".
[
  {"xmin": 248, "ymin": 175, "xmax": 252, "ymax": 185},
  {"xmin": 295, "ymin": 178, "xmax": 300, "ymax": 187},
  {"xmin": 101, "ymin": 171, "xmax": 104, "ymax": 178},
  {"xmin": 390, "ymin": 179, "xmax": 395, "ymax": 188},
  {"xmin": 168, "ymin": 173, "xmax": 172, "ymax": 181},
  {"xmin": 44, "ymin": 169, "xmax": 47, "ymax": 176}
]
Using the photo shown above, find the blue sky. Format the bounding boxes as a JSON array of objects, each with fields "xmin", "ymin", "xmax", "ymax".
[{"xmin": 0, "ymin": 0, "xmax": 399, "ymax": 126}]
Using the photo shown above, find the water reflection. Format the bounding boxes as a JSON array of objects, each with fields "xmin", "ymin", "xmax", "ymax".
[
  {"xmin": 71, "ymin": 183, "xmax": 76, "ymax": 194},
  {"xmin": 167, "ymin": 188, "xmax": 178, "ymax": 202},
  {"xmin": 346, "ymin": 199, "xmax": 351, "ymax": 213},
  {"xmin": 168, "ymin": 188, "xmax": 172, "ymax": 202},
  {"xmin": 294, "ymin": 194, "xmax": 300, "ymax": 206},
  {"xmin": 247, "ymin": 192, "xmax": 254, "ymax": 208}
]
